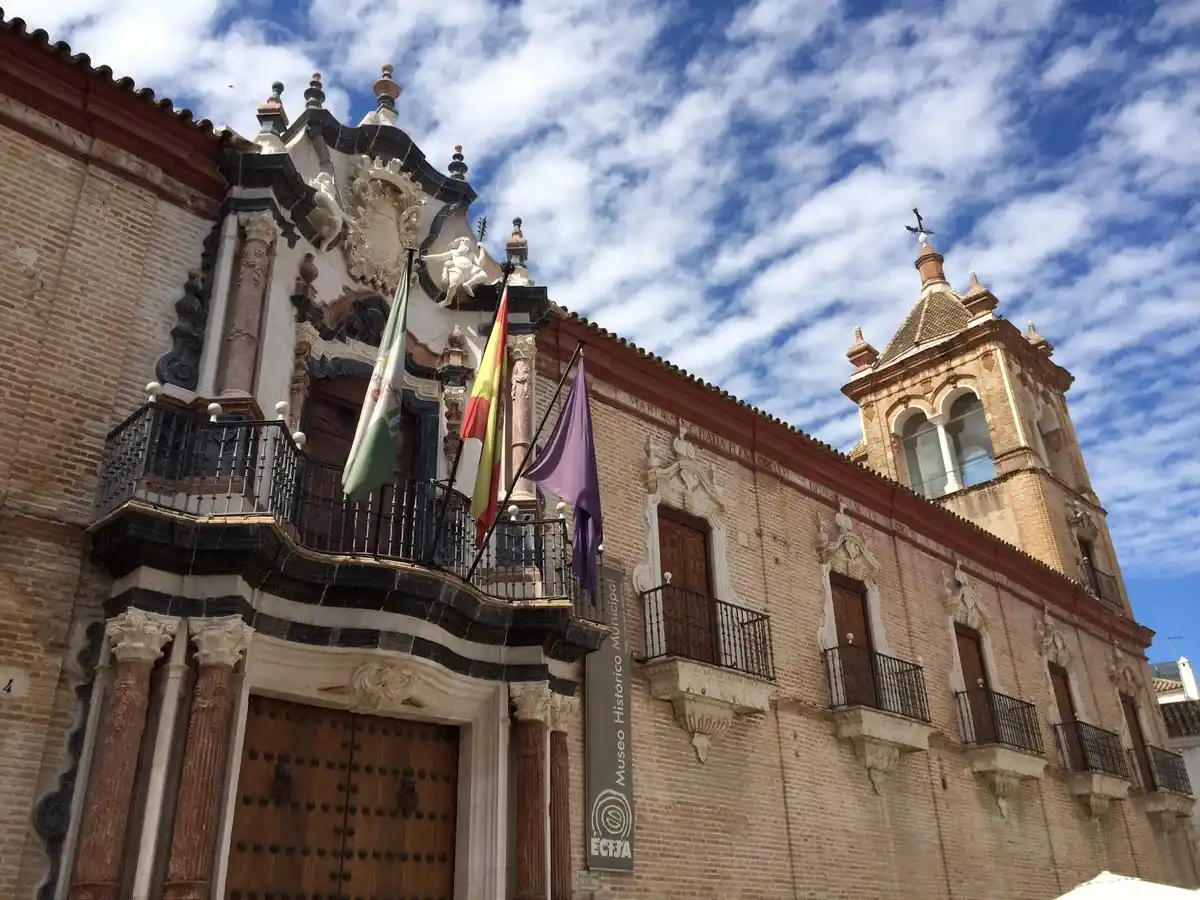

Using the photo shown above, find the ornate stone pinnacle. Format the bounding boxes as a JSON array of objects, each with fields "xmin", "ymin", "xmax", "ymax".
[
  {"xmin": 449, "ymin": 144, "xmax": 468, "ymax": 181},
  {"xmin": 305, "ymin": 72, "xmax": 325, "ymax": 110}
]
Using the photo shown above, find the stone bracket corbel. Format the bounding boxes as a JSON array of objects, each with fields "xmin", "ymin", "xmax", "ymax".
[
  {"xmin": 1142, "ymin": 792, "xmax": 1195, "ymax": 835},
  {"xmin": 965, "ymin": 745, "xmax": 1047, "ymax": 818},
  {"xmin": 644, "ymin": 657, "xmax": 770, "ymax": 763},
  {"xmin": 833, "ymin": 706, "xmax": 935, "ymax": 793},
  {"xmin": 1066, "ymin": 771, "xmax": 1129, "ymax": 819}
]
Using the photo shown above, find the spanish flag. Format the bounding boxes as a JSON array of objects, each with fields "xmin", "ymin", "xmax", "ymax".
[{"xmin": 459, "ymin": 287, "xmax": 511, "ymax": 547}]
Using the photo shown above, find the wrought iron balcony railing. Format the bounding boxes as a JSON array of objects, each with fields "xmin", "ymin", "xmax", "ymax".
[
  {"xmin": 1133, "ymin": 745, "xmax": 1195, "ymax": 795},
  {"xmin": 97, "ymin": 403, "xmax": 601, "ymax": 617},
  {"xmin": 955, "ymin": 687, "xmax": 1045, "ymax": 756},
  {"xmin": 824, "ymin": 644, "xmax": 931, "ymax": 724},
  {"xmin": 1162, "ymin": 700, "xmax": 1200, "ymax": 739},
  {"xmin": 1080, "ymin": 561, "xmax": 1122, "ymax": 609},
  {"xmin": 1053, "ymin": 721, "xmax": 1129, "ymax": 779},
  {"xmin": 641, "ymin": 582, "xmax": 774, "ymax": 680}
]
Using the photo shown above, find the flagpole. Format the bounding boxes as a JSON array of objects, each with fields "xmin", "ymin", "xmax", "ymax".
[
  {"xmin": 427, "ymin": 263, "xmax": 516, "ymax": 567},
  {"xmin": 373, "ymin": 247, "xmax": 417, "ymax": 558},
  {"xmin": 464, "ymin": 339, "xmax": 585, "ymax": 582}
]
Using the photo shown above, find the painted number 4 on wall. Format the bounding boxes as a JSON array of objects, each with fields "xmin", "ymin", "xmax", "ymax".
[{"xmin": 0, "ymin": 666, "xmax": 29, "ymax": 699}]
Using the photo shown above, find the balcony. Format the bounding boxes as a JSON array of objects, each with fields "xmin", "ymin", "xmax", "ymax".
[
  {"xmin": 1080, "ymin": 560, "xmax": 1122, "ymax": 610},
  {"xmin": 1130, "ymin": 745, "xmax": 1196, "ymax": 831},
  {"xmin": 639, "ymin": 582, "xmax": 774, "ymax": 762},
  {"xmin": 955, "ymin": 688, "xmax": 1047, "ymax": 817},
  {"xmin": 90, "ymin": 403, "xmax": 608, "ymax": 659},
  {"xmin": 1162, "ymin": 700, "xmax": 1200, "ymax": 739},
  {"xmin": 824, "ymin": 645, "xmax": 936, "ymax": 791},
  {"xmin": 1054, "ymin": 721, "xmax": 1130, "ymax": 817}
]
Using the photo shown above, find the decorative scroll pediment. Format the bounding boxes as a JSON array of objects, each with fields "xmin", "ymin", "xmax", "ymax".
[
  {"xmin": 319, "ymin": 661, "xmax": 424, "ymax": 711},
  {"xmin": 817, "ymin": 500, "xmax": 879, "ymax": 583},
  {"xmin": 1036, "ymin": 607, "xmax": 1071, "ymax": 667},
  {"xmin": 1067, "ymin": 501, "xmax": 1099, "ymax": 540},
  {"xmin": 645, "ymin": 424, "xmax": 724, "ymax": 516},
  {"xmin": 342, "ymin": 155, "xmax": 426, "ymax": 293},
  {"xmin": 942, "ymin": 559, "xmax": 989, "ymax": 633},
  {"xmin": 1107, "ymin": 642, "xmax": 1141, "ymax": 695}
]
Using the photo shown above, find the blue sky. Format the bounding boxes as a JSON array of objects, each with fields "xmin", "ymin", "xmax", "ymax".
[{"xmin": 14, "ymin": 0, "xmax": 1198, "ymax": 662}]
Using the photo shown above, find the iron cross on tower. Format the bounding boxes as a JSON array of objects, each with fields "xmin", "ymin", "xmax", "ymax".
[{"xmin": 905, "ymin": 208, "xmax": 934, "ymax": 240}]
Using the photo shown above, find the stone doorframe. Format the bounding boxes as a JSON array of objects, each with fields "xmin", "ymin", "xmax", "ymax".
[{"xmin": 212, "ymin": 637, "xmax": 510, "ymax": 900}]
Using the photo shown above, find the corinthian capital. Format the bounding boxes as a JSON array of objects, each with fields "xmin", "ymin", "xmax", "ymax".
[
  {"xmin": 189, "ymin": 615, "xmax": 255, "ymax": 667},
  {"xmin": 509, "ymin": 334, "xmax": 537, "ymax": 362},
  {"xmin": 509, "ymin": 681, "xmax": 553, "ymax": 724},
  {"xmin": 106, "ymin": 609, "xmax": 180, "ymax": 663},
  {"xmin": 239, "ymin": 210, "xmax": 281, "ymax": 246}
]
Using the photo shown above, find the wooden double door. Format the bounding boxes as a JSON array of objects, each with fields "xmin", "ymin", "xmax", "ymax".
[
  {"xmin": 225, "ymin": 695, "xmax": 459, "ymax": 900},
  {"xmin": 657, "ymin": 510, "xmax": 717, "ymax": 664}
]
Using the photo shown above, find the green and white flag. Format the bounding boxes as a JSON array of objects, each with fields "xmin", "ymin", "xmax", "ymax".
[{"xmin": 341, "ymin": 263, "xmax": 412, "ymax": 503}]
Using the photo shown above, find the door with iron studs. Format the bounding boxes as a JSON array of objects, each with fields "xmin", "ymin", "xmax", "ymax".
[{"xmin": 224, "ymin": 694, "xmax": 459, "ymax": 900}]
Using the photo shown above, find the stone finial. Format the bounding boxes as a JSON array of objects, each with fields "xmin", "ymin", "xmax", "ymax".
[
  {"xmin": 441, "ymin": 323, "xmax": 469, "ymax": 368},
  {"xmin": 295, "ymin": 251, "xmax": 319, "ymax": 301},
  {"xmin": 145, "ymin": 382, "xmax": 162, "ymax": 404},
  {"xmin": 961, "ymin": 270, "xmax": 998, "ymax": 316},
  {"xmin": 449, "ymin": 145, "xmax": 469, "ymax": 181},
  {"xmin": 1027, "ymin": 321, "xmax": 1053, "ymax": 355},
  {"xmin": 915, "ymin": 239, "xmax": 947, "ymax": 287},
  {"xmin": 373, "ymin": 63, "xmax": 402, "ymax": 112},
  {"xmin": 256, "ymin": 81, "xmax": 289, "ymax": 135},
  {"xmin": 506, "ymin": 217, "xmax": 529, "ymax": 266},
  {"xmin": 846, "ymin": 326, "xmax": 879, "ymax": 371},
  {"xmin": 304, "ymin": 72, "xmax": 326, "ymax": 110}
]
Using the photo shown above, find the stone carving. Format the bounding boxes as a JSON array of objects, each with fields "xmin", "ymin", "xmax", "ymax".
[
  {"xmin": 292, "ymin": 284, "xmax": 391, "ymax": 346},
  {"xmin": 342, "ymin": 155, "xmax": 425, "ymax": 293},
  {"xmin": 645, "ymin": 658, "xmax": 771, "ymax": 763},
  {"xmin": 348, "ymin": 661, "xmax": 422, "ymax": 711},
  {"xmin": 549, "ymin": 692, "xmax": 579, "ymax": 731},
  {"xmin": 289, "ymin": 340, "xmax": 313, "ymax": 429},
  {"xmin": 422, "ymin": 236, "xmax": 492, "ymax": 308},
  {"xmin": 510, "ymin": 681, "xmax": 554, "ymax": 724},
  {"xmin": 645, "ymin": 424, "xmax": 723, "ymax": 516},
  {"xmin": 240, "ymin": 210, "xmax": 281, "ymax": 247},
  {"xmin": 189, "ymin": 616, "xmax": 254, "ymax": 668},
  {"xmin": 442, "ymin": 385, "xmax": 467, "ymax": 458},
  {"xmin": 106, "ymin": 609, "xmax": 179, "ymax": 663},
  {"xmin": 942, "ymin": 560, "xmax": 989, "ymax": 633},
  {"xmin": 1067, "ymin": 501, "xmax": 1098, "ymax": 539},
  {"xmin": 855, "ymin": 739, "xmax": 900, "ymax": 794},
  {"xmin": 817, "ymin": 500, "xmax": 879, "ymax": 583},
  {"xmin": 1107, "ymin": 642, "xmax": 1141, "ymax": 695},
  {"xmin": 307, "ymin": 171, "xmax": 346, "ymax": 250},
  {"xmin": 1036, "ymin": 606, "xmax": 1071, "ymax": 667},
  {"xmin": 510, "ymin": 335, "xmax": 537, "ymax": 499},
  {"xmin": 156, "ymin": 223, "xmax": 221, "ymax": 390}
]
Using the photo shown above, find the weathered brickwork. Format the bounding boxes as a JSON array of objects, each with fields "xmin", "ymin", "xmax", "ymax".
[
  {"xmin": 547, "ymin": 373, "xmax": 1197, "ymax": 899},
  {"xmin": 0, "ymin": 111, "xmax": 213, "ymax": 899}
]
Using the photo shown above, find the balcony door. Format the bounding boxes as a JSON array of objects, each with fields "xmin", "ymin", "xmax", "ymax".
[
  {"xmin": 831, "ymin": 574, "xmax": 877, "ymax": 708},
  {"xmin": 1049, "ymin": 663, "xmax": 1083, "ymax": 768},
  {"xmin": 1121, "ymin": 693, "xmax": 1155, "ymax": 789},
  {"xmin": 956, "ymin": 623, "xmax": 995, "ymax": 745},
  {"xmin": 301, "ymin": 375, "xmax": 420, "ymax": 556},
  {"xmin": 657, "ymin": 509, "xmax": 716, "ymax": 664}
]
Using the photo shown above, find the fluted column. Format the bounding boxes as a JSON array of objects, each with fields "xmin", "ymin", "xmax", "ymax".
[
  {"xmin": 219, "ymin": 211, "xmax": 280, "ymax": 396},
  {"xmin": 549, "ymin": 692, "xmax": 578, "ymax": 900},
  {"xmin": 162, "ymin": 616, "xmax": 254, "ymax": 900},
  {"xmin": 69, "ymin": 610, "xmax": 179, "ymax": 900},
  {"xmin": 508, "ymin": 335, "xmax": 537, "ymax": 502},
  {"xmin": 510, "ymin": 682, "xmax": 552, "ymax": 900},
  {"xmin": 930, "ymin": 413, "xmax": 962, "ymax": 492}
]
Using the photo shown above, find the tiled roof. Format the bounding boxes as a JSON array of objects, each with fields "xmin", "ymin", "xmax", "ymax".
[
  {"xmin": 877, "ymin": 289, "xmax": 974, "ymax": 365},
  {"xmin": 0, "ymin": 8, "xmax": 237, "ymax": 144},
  {"xmin": 1155, "ymin": 677, "xmax": 1184, "ymax": 694}
]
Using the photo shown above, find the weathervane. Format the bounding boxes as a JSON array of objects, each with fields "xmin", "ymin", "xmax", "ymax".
[
  {"xmin": 476, "ymin": 217, "xmax": 489, "ymax": 243},
  {"xmin": 905, "ymin": 208, "xmax": 934, "ymax": 246}
]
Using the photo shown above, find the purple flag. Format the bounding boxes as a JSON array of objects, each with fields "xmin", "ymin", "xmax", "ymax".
[{"xmin": 525, "ymin": 356, "xmax": 604, "ymax": 599}]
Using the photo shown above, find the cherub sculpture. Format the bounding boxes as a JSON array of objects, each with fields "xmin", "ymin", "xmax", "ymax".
[{"xmin": 422, "ymin": 236, "xmax": 491, "ymax": 308}]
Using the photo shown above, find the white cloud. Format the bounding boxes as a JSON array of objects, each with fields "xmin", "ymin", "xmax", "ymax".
[{"xmin": 8, "ymin": 0, "xmax": 1200, "ymax": 576}]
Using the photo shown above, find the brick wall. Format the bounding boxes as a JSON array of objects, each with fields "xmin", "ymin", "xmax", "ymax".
[
  {"xmin": 550, "ymin": 364, "xmax": 1196, "ymax": 899},
  {"xmin": 0, "ymin": 113, "xmax": 214, "ymax": 899}
]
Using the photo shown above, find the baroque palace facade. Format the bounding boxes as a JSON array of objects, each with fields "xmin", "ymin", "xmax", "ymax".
[{"xmin": 0, "ymin": 11, "xmax": 1196, "ymax": 900}]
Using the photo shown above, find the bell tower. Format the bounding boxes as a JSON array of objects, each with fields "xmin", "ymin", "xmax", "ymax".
[{"xmin": 841, "ymin": 222, "xmax": 1130, "ymax": 616}]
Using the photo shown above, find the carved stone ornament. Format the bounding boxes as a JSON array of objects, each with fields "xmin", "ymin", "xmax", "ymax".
[
  {"xmin": 549, "ymin": 692, "xmax": 579, "ymax": 732},
  {"xmin": 307, "ymin": 170, "xmax": 346, "ymax": 251},
  {"xmin": 645, "ymin": 658, "xmax": 771, "ymax": 763},
  {"xmin": 644, "ymin": 424, "xmax": 724, "ymax": 517},
  {"xmin": 1107, "ymin": 642, "xmax": 1141, "ymax": 695},
  {"xmin": 240, "ymin": 210, "xmax": 281, "ymax": 246},
  {"xmin": 1036, "ymin": 606, "xmax": 1071, "ymax": 667},
  {"xmin": 341, "ymin": 154, "xmax": 426, "ymax": 293},
  {"xmin": 965, "ymin": 745, "xmax": 1047, "ymax": 819},
  {"xmin": 942, "ymin": 559, "xmax": 989, "ymax": 633},
  {"xmin": 834, "ymin": 706, "xmax": 934, "ymax": 793},
  {"xmin": 189, "ymin": 615, "xmax": 254, "ymax": 668},
  {"xmin": 106, "ymin": 609, "xmax": 180, "ymax": 664},
  {"xmin": 349, "ymin": 661, "xmax": 423, "ymax": 711},
  {"xmin": 422, "ymin": 235, "xmax": 494, "ymax": 309},
  {"xmin": 817, "ymin": 500, "xmax": 879, "ymax": 583},
  {"xmin": 1067, "ymin": 501, "xmax": 1099, "ymax": 540},
  {"xmin": 510, "ymin": 681, "xmax": 554, "ymax": 724}
]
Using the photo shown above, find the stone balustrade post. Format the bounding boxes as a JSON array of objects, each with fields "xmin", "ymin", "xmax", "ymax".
[
  {"xmin": 69, "ymin": 609, "xmax": 179, "ymax": 900},
  {"xmin": 219, "ymin": 211, "xmax": 280, "ymax": 396},
  {"xmin": 510, "ymin": 681, "xmax": 552, "ymax": 900},
  {"xmin": 549, "ymin": 692, "xmax": 578, "ymax": 900},
  {"xmin": 162, "ymin": 616, "xmax": 254, "ymax": 900}
]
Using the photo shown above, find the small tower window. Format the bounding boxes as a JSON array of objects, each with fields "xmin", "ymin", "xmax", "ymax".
[
  {"xmin": 945, "ymin": 394, "xmax": 996, "ymax": 488},
  {"xmin": 900, "ymin": 413, "xmax": 949, "ymax": 498}
]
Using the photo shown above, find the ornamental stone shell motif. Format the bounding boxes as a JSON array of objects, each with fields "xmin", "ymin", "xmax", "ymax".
[{"xmin": 341, "ymin": 155, "xmax": 426, "ymax": 294}]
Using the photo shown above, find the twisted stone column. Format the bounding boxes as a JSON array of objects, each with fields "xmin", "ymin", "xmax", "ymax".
[
  {"xmin": 69, "ymin": 610, "xmax": 179, "ymax": 900},
  {"xmin": 219, "ymin": 211, "xmax": 280, "ymax": 396},
  {"xmin": 508, "ymin": 335, "xmax": 537, "ymax": 502},
  {"xmin": 511, "ymin": 682, "xmax": 552, "ymax": 900},
  {"xmin": 162, "ymin": 616, "xmax": 254, "ymax": 900},
  {"xmin": 549, "ymin": 692, "xmax": 578, "ymax": 900}
]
